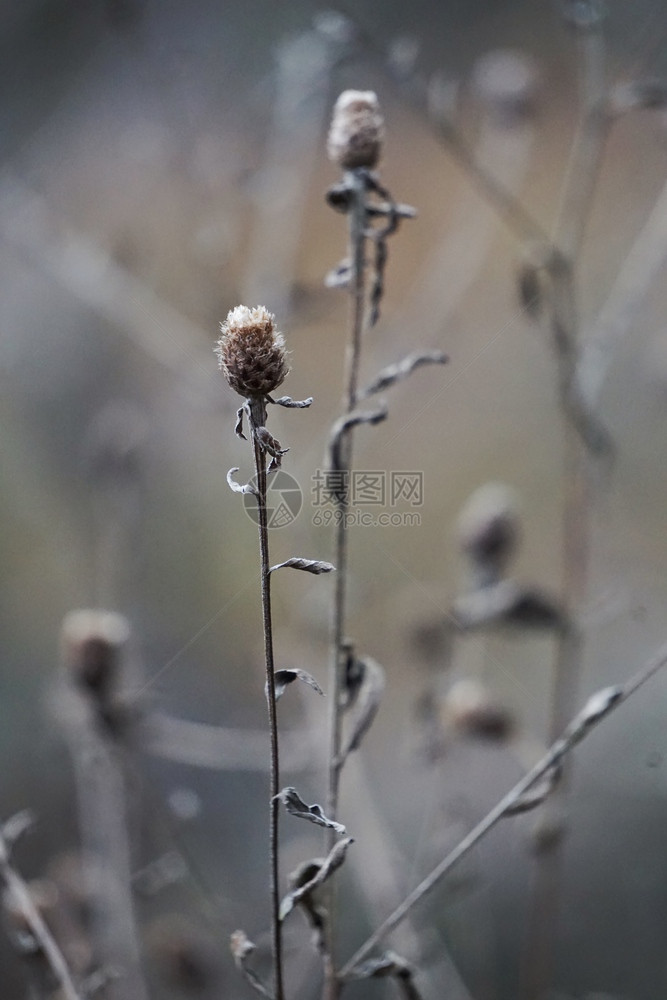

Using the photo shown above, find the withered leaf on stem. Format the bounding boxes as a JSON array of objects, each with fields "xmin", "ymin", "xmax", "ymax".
[
  {"xmin": 329, "ymin": 408, "xmax": 388, "ymax": 477},
  {"xmin": 234, "ymin": 406, "xmax": 247, "ymax": 440},
  {"xmin": 273, "ymin": 787, "xmax": 346, "ymax": 835},
  {"xmin": 503, "ymin": 762, "xmax": 562, "ymax": 816},
  {"xmin": 226, "ymin": 468, "xmax": 258, "ymax": 496},
  {"xmin": 339, "ymin": 656, "xmax": 385, "ymax": 762},
  {"xmin": 269, "ymin": 395, "xmax": 314, "ymax": 409},
  {"xmin": 346, "ymin": 951, "xmax": 423, "ymax": 999},
  {"xmin": 362, "ymin": 350, "xmax": 448, "ymax": 397},
  {"xmin": 230, "ymin": 931, "xmax": 273, "ymax": 1000},
  {"xmin": 279, "ymin": 838, "xmax": 354, "ymax": 921},
  {"xmin": 269, "ymin": 669, "xmax": 325, "ymax": 702},
  {"xmin": 565, "ymin": 685, "xmax": 623, "ymax": 746},
  {"xmin": 269, "ymin": 558, "xmax": 335, "ymax": 575}
]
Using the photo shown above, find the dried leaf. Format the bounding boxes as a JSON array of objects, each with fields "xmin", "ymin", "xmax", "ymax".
[
  {"xmin": 348, "ymin": 951, "xmax": 423, "ymax": 999},
  {"xmin": 255, "ymin": 427, "xmax": 288, "ymax": 461},
  {"xmin": 329, "ymin": 408, "xmax": 388, "ymax": 478},
  {"xmin": 504, "ymin": 763, "xmax": 562, "ymax": 816},
  {"xmin": 269, "ymin": 395, "xmax": 313, "ymax": 409},
  {"xmin": 279, "ymin": 838, "xmax": 353, "ymax": 921},
  {"xmin": 227, "ymin": 468, "xmax": 258, "ymax": 496},
  {"xmin": 362, "ymin": 351, "xmax": 448, "ymax": 397},
  {"xmin": 269, "ymin": 669, "xmax": 325, "ymax": 702},
  {"xmin": 324, "ymin": 259, "xmax": 352, "ymax": 289},
  {"xmin": 339, "ymin": 656, "xmax": 385, "ymax": 762},
  {"xmin": 274, "ymin": 787, "xmax": 346, "ymax": 835},
  {"xmin": 567, "ymin": 685, "xmax": 624, "ymax": 746},
  {"xmin": 234, "ymin": 406, "xmax": 247, "ymax": 440},
  {"xmin": 230, "ymin": 931, "xmax": 273, "ymax": 1000},
  {"xmin": 269, "ymin": 557, "xmax": 335, "ymax": 575}
]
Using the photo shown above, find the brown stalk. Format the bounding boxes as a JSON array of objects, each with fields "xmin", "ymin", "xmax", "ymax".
[
  {"xmin": 250, "ymin": 397, "xmax": 285, "ymax": 1000},
  {"xmin": 323, "ymin": 167, "xmax": 368, "ymax": 1000}
]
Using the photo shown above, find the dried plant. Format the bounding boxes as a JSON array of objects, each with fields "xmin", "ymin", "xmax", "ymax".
[{"xmin": 217, "ymin": 304, "xmax": 332, "ymax": 1000}]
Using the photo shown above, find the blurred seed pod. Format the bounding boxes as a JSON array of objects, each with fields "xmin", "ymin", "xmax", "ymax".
[
  {"xmin": 471, "ymin": 49, "xmax": 540, "ymax": 123},
  {"xmin": 457, "ymin": 482, "xmax": 521, "ymax": 585},
  {"xmin": 442, "ymin": 679, "xmax": 515, "ymax": 742},
  {"xmin": 61, "ymin": 609, "xmax": 130, "ymax": 705},
  {"xmin": 327, "ymin": 90, "xmax": 384, "ymax": 170}
]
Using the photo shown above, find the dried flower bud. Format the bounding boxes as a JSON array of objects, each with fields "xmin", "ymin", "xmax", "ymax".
[
  {"xmin": 61, "ymin": 609, "xmax": 130, "ymax": 703},
  {"xmin": 457, "ymin": 482, "xmax": 520, "ymax": 583},
  {"xmin": 215, "ymin": 305, "xmax": 289, "ymax": 398},
  {"xmin": 327, "ymin": 90, "xmax": 384, "ymax": 170}
]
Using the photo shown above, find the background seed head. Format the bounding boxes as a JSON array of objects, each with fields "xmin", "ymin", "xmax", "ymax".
[
  {"xmin": 327, "ymin": 90, "xmax": 384, "ymax": 170},
  {"xmin": 215, "ymin": 305, "xmax": 289, "ymax": 398}
]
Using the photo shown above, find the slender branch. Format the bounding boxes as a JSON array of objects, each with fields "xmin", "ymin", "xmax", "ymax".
[
  {"xmin": 251, "ymin": 413, "xmax": 285, "ymax": 1000},
  {"xmin": 340, "ymin": 641, "xmax": 667, "ymax": 979},
  {"xmin": 0, "ymin": 831, "xmax": 83, "ymax": 1000},
  {"xmin": 522, "ymin": 17, "xmax": 609, "ymax": 998},
  {"xmin": 323, "ymin": 168, "xmax": 368, "ymax": 1000}
]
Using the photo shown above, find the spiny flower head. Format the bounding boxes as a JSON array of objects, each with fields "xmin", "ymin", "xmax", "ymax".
[
  {"xmin": 215, "ymin": 305, "xmax": 289, "ymax": 398},
  {"xmin": 327, "ymin": 90, "xmax": 384, "ymax": 170}
]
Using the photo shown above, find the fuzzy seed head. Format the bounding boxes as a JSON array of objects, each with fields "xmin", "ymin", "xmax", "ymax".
[
  {"xmin": 327, "ymin": 90, "xmax": 384, "ymax": 170},
  {"xmin": 215, "ymin": 305, "xmax": 289, "ymax": 398}
]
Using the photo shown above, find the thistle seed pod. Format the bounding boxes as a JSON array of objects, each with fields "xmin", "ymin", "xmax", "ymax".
[
  {"xmin": 457, "ymin": 482, "xmax": 521, "ymax": 584},
  {"xmin": 327, "ymin": 90, "xmax": 384, "ymax": 170},
  {"xmin": 215, "ymin": 305, "xmax": 289, "ymax": 398}
]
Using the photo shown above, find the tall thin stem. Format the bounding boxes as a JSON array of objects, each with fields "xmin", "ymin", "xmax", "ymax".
[
  {"xmin": 252, "ymin": 419, "xmax": 284, "ymax": 1000},
  {"xmin": 324, "ymin": 169, "xmax": 367, "ymax": 1000}
]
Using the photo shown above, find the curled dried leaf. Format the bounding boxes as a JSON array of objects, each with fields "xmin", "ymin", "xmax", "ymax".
[
  {"xmin": 269, "ymin": 669, "xmax": 325, "ymax": 702},
  {"xmin": 362, "ymin": 351, "xmax": 448, "ymax": 397},
  {"xmin": 274, "ymin": 787, "xmax": 346, "ymax": 835},
  {"xmin": 329, "ymin": 408, "xmax": 388, "ymax": 479},
  {"xmin": 226, "ymin": 468, "xmax": 258, "ymax": 496},
  {"xmin": 347, "ymin": 951, "xmax": 423, "ymax": 999},
  {"xmin": 566, "ymin": 685, "xmax": 623, "ymax": 746},
  {"xmin": 504, "ymin": 763, "xmax": 562, "ymax": 816},
  {"xmin": 255, "ymin": 427, "xmax": 288, "ymax": 461},
  {"xmin": 230, "ymin": 931, "xmax": 273, "ymax": 1000},
  {"xmin": 269, "ymin": 558, "xmax": 336, "ymax": 575},
  {"xmin": 269, "ymin": 395, "xmax": 313, "ymax": 409},
  {"xmin": 279, "ymin": 838, "xmax": 353, "ymax": 921},
  {"xmin": 234, "ymin": 406, "xmax": 247, "ymax": 440},
  {"xmin": 339, "ymin": 656, "xmax": 385, "ymax": 763}
]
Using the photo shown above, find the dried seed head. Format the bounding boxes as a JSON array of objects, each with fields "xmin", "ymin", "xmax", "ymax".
[
  {"xmin": 457, "ymin": 482, "xmax": 521, "ymax": 582},
  {"xmin": 215, "ymin": 305, "xmax": 289, "ymax": 398},
  {"xmin": 327, "ymin": 90, "xmax": 384, "ymax": 170},
  {"xmin": 61, "ymin": 609, "xmax": 130, "ymax": 702}
]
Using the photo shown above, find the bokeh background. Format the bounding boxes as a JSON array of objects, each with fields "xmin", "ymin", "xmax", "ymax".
[{"xmin": 2, "ymin": 1, "xmax": 667, "ymax": 997}]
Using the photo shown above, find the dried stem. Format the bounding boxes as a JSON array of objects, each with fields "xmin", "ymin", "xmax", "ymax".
[
  {"xmin": 322, "ymin": 168, "xmax": 368, "ymax": 1000},
  {"xmin": 339, "ymin": 641, "xmax": 667, "ymax": 979},
  {"xmin": 521, "ymin": 16, "xmax": 609, "ymax": 998},
  {"xmin": 0, "ymin": 829, "xmax": 83, "ymax": 1000},
  {"xmin": 251, "ymin": 401, "xmax": 285, "ymax": 1000}
]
